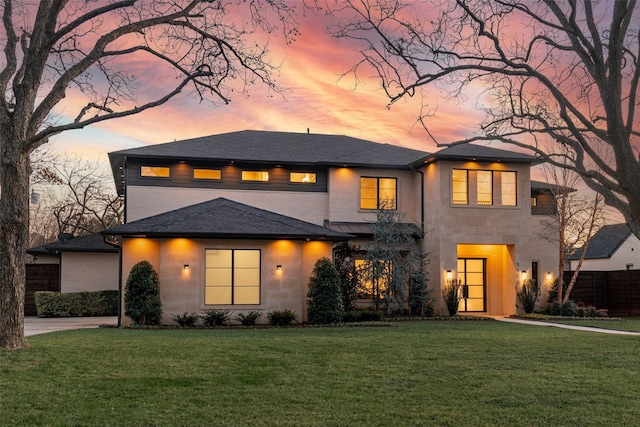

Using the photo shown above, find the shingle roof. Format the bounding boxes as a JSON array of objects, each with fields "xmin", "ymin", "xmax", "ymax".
[
  {"xmin": 27, "ymin": 232, "xmax": 119, "ymax": 255},
  {"xmin": 569, "ymin": 224, "xmax": 632, "ymax": 260},
  {"xmin": 103, "ymin": 198, "xmax": 352, "ymax": 241},
  {"xmin": 110, "ymin": 130, "xmax": 431, "ymax": 168},
  {"xmin": 422, "ymin": 143, "xmax": 539, "ymax": 164}
]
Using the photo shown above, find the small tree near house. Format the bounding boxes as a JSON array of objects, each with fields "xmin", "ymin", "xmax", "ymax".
[
  {"xmin": 125, "ymin": 261, "xmax": 162, "ymax": 326},
  {"xmin": 307, "ymin": 258, "xmax": 345, "ymax": 324},
  {"xmin": 362, "ymin": 206, "xmax": 428, "ymax": 314}
]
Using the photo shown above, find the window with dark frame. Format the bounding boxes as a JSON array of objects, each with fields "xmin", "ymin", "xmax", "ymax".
[
  {"xmin": 140, "ymin": 165, "xmax": 170, "ymax": 178},
  {"xmin": 193, "ymin": 168, "xmax": 222, "ymax": 180},
  {"xmin": 360, "ymin": 177, "xmax": 397, "ymax": 210},
  {"xmin": 205, "ymin": 249, "xmax": 261, "ymax": 305},
  {"xmin": 241, "ymin": 171, "xmax": 269, "ymax": 182}
]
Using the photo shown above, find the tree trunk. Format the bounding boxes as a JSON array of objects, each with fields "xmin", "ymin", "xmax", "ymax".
[{"xmin": 0, "ymin": 136, "xmax": 30, "ymax": 350}]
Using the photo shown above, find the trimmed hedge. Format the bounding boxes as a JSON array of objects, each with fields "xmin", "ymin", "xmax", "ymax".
[{"xmin": 34, "ymin": 290, "xmax": 118, "ymax": 317}]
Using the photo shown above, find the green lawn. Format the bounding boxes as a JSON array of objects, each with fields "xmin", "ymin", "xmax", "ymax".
[{"xmin": 2, "ymin": 322, "xmax": 640, "ymax": 426}]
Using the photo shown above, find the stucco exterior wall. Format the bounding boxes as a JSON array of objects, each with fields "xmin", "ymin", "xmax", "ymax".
[
  {"xmin": 422, "ymin": 160, "xmax": 535, "ymax": 316},
  {"xmin": 126, "ymin": 186, "xmax": 330, "ymax": 224},
  {"xmin": 120, "ymin": 237, "xmax": 333, "ymax": 325},
  {"xmin": 530, "ymin": 216, "xmax": 564, "ymax": 303},
  {"xmin": 328, "ymin": 167, "xmax": 421, "ymax": 224},
  {"xmin": 60, "ymin": 252, "xmax": 119, "ymax": 293}
]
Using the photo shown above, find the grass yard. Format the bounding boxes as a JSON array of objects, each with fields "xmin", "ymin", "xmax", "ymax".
[{"xmin": 2, "ymin": 321, "xmax": 640, "ymax": 426}]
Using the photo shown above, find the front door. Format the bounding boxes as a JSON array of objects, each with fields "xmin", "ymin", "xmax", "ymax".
[{"xmin": 457, "ymin": 258, "xmax": 486, "ymax": 312}]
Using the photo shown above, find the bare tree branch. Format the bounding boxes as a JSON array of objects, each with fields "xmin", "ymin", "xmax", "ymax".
[{"xmin": 330, "ymin": 0, "xmax": 640, "ymax": 238}]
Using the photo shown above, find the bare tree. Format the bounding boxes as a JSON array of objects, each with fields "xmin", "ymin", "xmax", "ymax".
[
  {"xmin": 539, "ymin": 160, "xmax": 604, "ymax": 304},
  {"xmin": 0, "ymin": 0, "xmax": 299, "ymax": 349},
  {"xmin": 330, "ymin": 1, "xmax": 640, "ymax": 235},
  {"xmin": 29, "ymin": 155, "xmax": 123, "ymax": 247}
]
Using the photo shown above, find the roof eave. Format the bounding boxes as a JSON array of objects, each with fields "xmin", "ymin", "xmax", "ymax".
[{"xmin": 105, "ymin": 231, "xmax": 353, "ymax": 241}]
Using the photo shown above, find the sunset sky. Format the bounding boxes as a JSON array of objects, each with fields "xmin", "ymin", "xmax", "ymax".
[{"xmin": 46, "ymin": 5, "xmax": 485, "ymax": 169}]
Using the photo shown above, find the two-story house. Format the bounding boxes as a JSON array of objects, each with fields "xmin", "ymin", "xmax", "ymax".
[{"xmin": 105, "ymin": 130, "xmax": 556, "ymax": 322}]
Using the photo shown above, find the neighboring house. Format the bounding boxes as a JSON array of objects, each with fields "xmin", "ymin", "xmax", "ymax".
[
  {"xmin": 105, "ymin": 130, "xmax": 558, "ymax": 323},
  {"xmin": 569, "ymin": 224, "xmax": 640, "ymax": 271},
  {"xmin": 25, "ymin": 233, "xmax": 119, "ymax": 316},
  {"xmin": 27, "ymin": 233, "xmax": 120, "ymax": 293}
]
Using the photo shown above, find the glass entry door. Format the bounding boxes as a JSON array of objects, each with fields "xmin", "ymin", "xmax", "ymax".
[{"xmin": 457, "ymin": 258, "xmax": 486, "ymax": 312}]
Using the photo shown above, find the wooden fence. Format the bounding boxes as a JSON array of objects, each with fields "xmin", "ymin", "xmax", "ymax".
[{"xmin": 563, "ymin": 270, "xmax": 640, "ymax": 316}]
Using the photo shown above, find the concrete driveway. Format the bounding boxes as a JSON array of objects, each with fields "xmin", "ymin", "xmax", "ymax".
[{"xmin": 24, "ymin": 316, "xmax": 118, "ymax": 336}]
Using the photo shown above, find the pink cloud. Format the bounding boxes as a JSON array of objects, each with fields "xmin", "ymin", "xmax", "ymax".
[{"xmin": 51, "ymin": 4, "xmax": 484, "ymax": 161}]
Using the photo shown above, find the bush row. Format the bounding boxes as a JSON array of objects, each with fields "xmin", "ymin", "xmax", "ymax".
[
  {"xmin": 171, "ymin": 309, "xmax": 298, "ymax": 327},
  {"xmin": 171, "ymin": 308, "xmax": 390, "ymax": 327},
  {"xmin": 34, "ymin": 291, "xmax": 118, "ymax": 317}
]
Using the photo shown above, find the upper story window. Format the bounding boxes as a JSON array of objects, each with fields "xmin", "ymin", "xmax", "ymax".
[
  {"xmin": 140, "ymin": 166, "xmax": 170, "ymax": 178},
  {"xmin": 452, "ymin": 169, "xmax": 469, "ymax": 205},
  {"xmin": 360, "ymin": 177, "xmax": 397, "ymax": 210},
  {"xmin": 205, "ymin": 249, "xmax": 261, "ymax": 305},
  {"xmin": 290, "ymin": 172, "xmax": 316, "ymax": 183},
  {"xmin": 477, "ymin": 171, "xmax": 493, "ymax": 206},
  {"xmin": 452, "ymin": 169, "xmax": 517, "ymax": 207},
  {"xmin": 501, "ymin": 171, "xmax": 517, "ymax": 206},
  {"xmin": 193, "ymin": 168, "xmax": 222, "ymax": 180},
  {"xmin": 241, "ymin": 171, "xmax": 269, "ymax": 182}
]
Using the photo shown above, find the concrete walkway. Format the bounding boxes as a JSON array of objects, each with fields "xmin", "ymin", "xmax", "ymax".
[
  {"xmin": 495, "ymin": 316, "xmax": 640, "ymax": 335},
  {"xmin": 24, "ymin": 316, "xmax": 118, "ymax": 336}
]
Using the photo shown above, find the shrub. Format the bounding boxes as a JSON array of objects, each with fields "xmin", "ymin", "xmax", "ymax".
[
  {"xmin": 236, "ymin": 311, "xmax": 261, "ymax": 326},
  {"xmin": 543, "ymin": 300, "xmax": 608, "ymax": 317},
  {"xmin": 343, "ymin": 309, "xmax": 383, "ymax": 322},
  {"xmin": 517, "ymin": 279, "xmax": 540, "ymax": 314},
  {"xmin": 442, "ymin": 279, "xmax": 462, "ymax": 316},
  {"xmin": 268, "ymin": 309, "xmax": 297, "ymax": 326},
  {"xmin": 201, "ymin": 309, "xmax": 231, "ymax": 326},
  {"xmin": 124, "ymin": 260, "xmax": 163, "ymax": 326},
  {"xmin": 171, "ymin": 312, "xmax": 199, "ymax": 327},
  {"xmin": 34, "ymin": 290, "xmax": 118, "ymax": 317},
  {"xmin": 547, "ymin": 278, "xmax": 569, "ymax": 304},
  {"xmin": 307, "ymin": 257, "xmax": 345, "ymax": 324}
]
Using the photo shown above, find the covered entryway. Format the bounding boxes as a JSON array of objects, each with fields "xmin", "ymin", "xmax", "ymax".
[{"xmin": 457, "ymin": 244, "xmax": 516, "ymax": 316}]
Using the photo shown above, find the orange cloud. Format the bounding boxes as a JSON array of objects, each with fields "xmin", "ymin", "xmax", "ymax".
[{"xmin": 50, "ymin": 5, "xmax": 483, "ymax": 162}]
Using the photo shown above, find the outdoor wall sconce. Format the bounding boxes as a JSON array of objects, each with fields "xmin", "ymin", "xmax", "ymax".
[
  {"xmin": 277, "ymin": 265, "xmax": 282, "ymax": 272},
  {"xmin": 446, "ymin": 270, "xmax": 453, "ymax": 280},
  {"xmin": 521, "ymin": 271, "xmax": 527, "ymax": 281},
  {"xmin": 183, "ymin": 264, "xmax": 190, "ymax": 271},
  {"xmin": 546, "ymin": 272, "xmax": 552, "ymax": 281}
]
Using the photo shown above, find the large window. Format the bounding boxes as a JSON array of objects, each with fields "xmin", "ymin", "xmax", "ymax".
[
  {"xmin": 501, "ymin": 171, "xmax": 517, "ymax": 206},
  {"xmin": 205, "ymin": 249, "xmax": 261, "ymax": 305},
  {"xmin": 360, "ymin": 177, "xmax": 397, "ymax": 210},
  {"xmin": 140, "ymin": 166, "xmax": 170, "ymax": 178},
  {"xmin": 355, "ymin": 259, "xmax": 392, "ymax": 299},
  {"xmin": 452, "ymin": 169, "xmax": 517, "ymax": 206},
  {"xmin": 452, "ymin": 169, "xmax": 468, "ymax": 204},
  {"xmin": 477, "ymin": 171, "xmax": 493, "ymax": 205}
]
